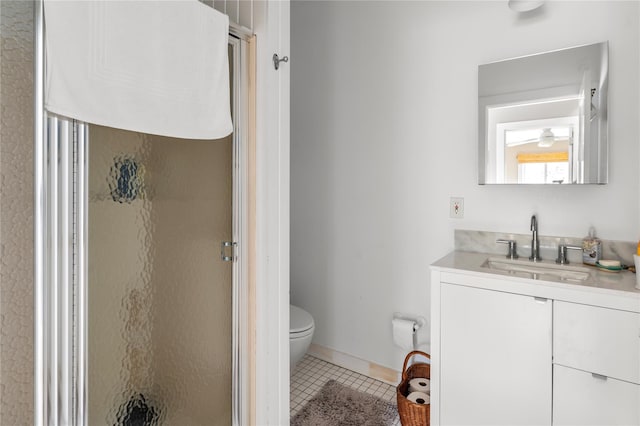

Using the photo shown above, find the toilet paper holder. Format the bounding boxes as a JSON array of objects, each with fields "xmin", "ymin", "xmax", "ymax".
[
  {"xmin": 392, "ymin": 312, "xmax": 428, "ymax": 350},
  {"xmin": 393, "ymin": 312, "xmax": 427, "ymax": 332}
]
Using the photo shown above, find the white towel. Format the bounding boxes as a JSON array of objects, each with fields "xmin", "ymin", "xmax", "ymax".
[{"xmin": 44, "ymin": 0, "xmax": 232, "ymax": 140}]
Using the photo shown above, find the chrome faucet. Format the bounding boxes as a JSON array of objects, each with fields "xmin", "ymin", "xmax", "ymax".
[
  {"xmin": 529, "ymin": 215, "xmax": 542, "ymax": 262},
  {"xmin": 556, "ymin": 244, "xmax": 583, "ymax": 265}
]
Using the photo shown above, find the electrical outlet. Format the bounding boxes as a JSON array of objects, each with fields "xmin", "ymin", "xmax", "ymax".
[{"xmin": 450, "ymin": 197, "xmax": 464, "ymax": 219}]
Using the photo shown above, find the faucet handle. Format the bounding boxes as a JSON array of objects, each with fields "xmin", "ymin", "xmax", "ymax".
[
  {"xmin": 496, "ymin": 239, "xmax": 519, "ymax": 259},
  {"xmin": 556, "ymin": 244, "xmax": 582, "ymax": 265}
]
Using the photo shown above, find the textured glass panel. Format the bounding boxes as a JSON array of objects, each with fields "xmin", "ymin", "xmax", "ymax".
[
  {"xmin": 88, "ymin": 124, "xmax": 232, "ymax": 425},
  {"xmin": 0, "ymin": 1, "xmax": 35, "ymax": 422}
]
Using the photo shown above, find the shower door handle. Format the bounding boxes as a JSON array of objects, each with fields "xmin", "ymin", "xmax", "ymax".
[{"xmin": 221, "ymin": 241, "xmax": 237, "ymax": 262}]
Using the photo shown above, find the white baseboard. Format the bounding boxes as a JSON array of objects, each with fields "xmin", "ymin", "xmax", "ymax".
[{"xmin": 307, "ymin": 343, "xmax": 401, "ymax": 386}]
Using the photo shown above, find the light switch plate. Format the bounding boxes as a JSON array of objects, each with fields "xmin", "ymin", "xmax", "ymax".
[{"xmin": 450, "ymin": 197, "xmax": 464, "ymax": 218}]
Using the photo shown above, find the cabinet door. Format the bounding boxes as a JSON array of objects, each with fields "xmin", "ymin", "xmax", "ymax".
[
  {"xmin": 554, "ymin": 365, "xmax": 640, "ymax": 426},
  {"xmin": 554, "ymin": 301, "xmax": 640, "ymax": 384},
  {"xmin": 440, "ymin": 283, "xmax": 552, "ymax": 425}
]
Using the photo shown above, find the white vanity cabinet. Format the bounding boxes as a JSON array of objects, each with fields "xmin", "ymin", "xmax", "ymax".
[
  {"xmin": 431, "ymin": 253, "xmax": 640, "ymax": 426},
  {"xmin": 440, "ymin": 283, "xmax": 552, "ymax": 426}
]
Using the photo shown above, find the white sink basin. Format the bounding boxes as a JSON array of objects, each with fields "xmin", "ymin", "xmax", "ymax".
[{"xmin": 482, "ymin": 257, "xmax": 592, "ymax": 282}]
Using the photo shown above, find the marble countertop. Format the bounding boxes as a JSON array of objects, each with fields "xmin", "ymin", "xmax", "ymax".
[{"xmin": 432, "ymin": 250, "xmax": 640, "ymax": 299}]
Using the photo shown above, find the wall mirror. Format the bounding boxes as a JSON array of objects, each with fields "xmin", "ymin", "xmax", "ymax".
[{"xmin": 478, "ymin": 42, "xmax": 608, "ymax": 185}]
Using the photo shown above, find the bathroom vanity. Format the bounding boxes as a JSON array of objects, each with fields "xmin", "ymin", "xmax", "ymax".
[{"xmin": 430, "ymin": 251, "xmax": 640, "ymax": 426}]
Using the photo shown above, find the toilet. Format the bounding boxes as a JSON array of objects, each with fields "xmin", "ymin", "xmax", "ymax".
[{"xmin": 290, "ymin": 304, "xmax": 315, "ymax": 371}]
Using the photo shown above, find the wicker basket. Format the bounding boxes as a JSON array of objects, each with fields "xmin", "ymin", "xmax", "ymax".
[{"xmin": 396, "ymin": 351, "xmax": 430, "ymax": 426}]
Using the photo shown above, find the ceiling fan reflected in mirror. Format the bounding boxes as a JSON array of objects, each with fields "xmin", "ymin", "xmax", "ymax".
[
  {"xmin": 535, "ymin": 128, "xmax": 556, "ymax": 147},
  {"xmin": 510, "ymin": 128, "xmax": 572, "ymax": 148}
]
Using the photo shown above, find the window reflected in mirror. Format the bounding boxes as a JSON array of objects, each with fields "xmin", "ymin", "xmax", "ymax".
[{"xmin": 489, "ymin": 98, "xmax": 578, "ymax": 184}]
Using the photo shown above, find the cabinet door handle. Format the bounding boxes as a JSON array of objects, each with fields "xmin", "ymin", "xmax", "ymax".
[
  {"xmin": 591, "ymin": 373, "xmax": 608, "ymax": 381},
  {"xmin": 533, "ymin": 297, "xmax": 548, "ymax": 304}
]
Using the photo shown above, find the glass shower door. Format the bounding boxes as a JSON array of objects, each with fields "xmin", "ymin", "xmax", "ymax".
[
  {"xmin": 87, "ymin": 124, "xmax": 233, "ymax": 426},
  {"xmin": 34, "ymin": 8, "xmax": 249, "ymax": 423}
]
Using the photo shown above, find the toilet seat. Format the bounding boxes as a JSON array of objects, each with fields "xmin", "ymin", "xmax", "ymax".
[
  {"xmin": 290, "ymin": 305, "xmax": 314, "ymax": 336},
  {"xmin": 290, "ymin": 328, "xmax": 314, "ymax": 340}
]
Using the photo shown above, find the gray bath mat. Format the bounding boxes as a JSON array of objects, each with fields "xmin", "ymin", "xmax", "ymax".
[{"xmin": 291, "ymin": 379, "xmax": 399, "ymax": 426}]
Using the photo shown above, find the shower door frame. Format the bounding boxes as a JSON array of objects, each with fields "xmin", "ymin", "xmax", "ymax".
[{"xmin": 34, "ymin": 2, "xmax": 253, "ymax": 424}]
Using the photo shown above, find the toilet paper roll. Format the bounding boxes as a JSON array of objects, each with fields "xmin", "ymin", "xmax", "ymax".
[
  {"xmin": 407, "ymin": 391, "xmax": 430, "ymax": 405},
  {"xmin": 392, "ymin": 318, "xmax": 415, "ymax": 350},
  {"xmin": 408, "ymin": 377, "xmax": 430, "ymax": 394}
]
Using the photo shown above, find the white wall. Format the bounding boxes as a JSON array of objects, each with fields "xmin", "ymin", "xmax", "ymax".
[{"xmin": 291, "ymin": 1, "xmax": 640, "ymax": 371}]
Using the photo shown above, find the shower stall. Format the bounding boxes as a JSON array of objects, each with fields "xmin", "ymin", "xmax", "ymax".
[{"xmin": 34, "ymin": 3, "xmax": 252, "ymax": 425}]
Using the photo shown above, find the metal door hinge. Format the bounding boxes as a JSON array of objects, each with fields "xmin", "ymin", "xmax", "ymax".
[{"xmin": 221, "ymin": 241, "xmax": 237, "ymax": 262}]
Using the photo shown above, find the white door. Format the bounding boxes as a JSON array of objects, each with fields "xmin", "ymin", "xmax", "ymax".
[{"xmin": 440, "ymin": 283, "xmax": 552, "ymax": 425}]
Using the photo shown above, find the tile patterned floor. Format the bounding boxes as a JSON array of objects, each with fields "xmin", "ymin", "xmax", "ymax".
[{"xmin": 290, "ymin": 354, "xmax": 401, "ymax": 425}]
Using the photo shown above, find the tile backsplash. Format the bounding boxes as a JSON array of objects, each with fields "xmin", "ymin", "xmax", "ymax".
[{"xmin": 455, "ymin": 229, "xmax": 636, "ymax": 266}]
